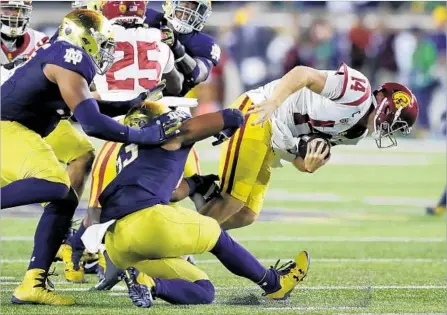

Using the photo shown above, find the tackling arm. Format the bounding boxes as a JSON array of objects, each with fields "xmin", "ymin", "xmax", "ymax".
[
  {"xmin": 46, "ymin": 65, "xmax": 178, "ymax": 146},
  {"xmin": 162, "ymin": 28, "xmax": 213, "ymax": 95},
  {"xmin": 163, "ymin": 109, "xmax": 244, "ymax": 150},
  {"xmin": 162, "ymin": 64, "xmax": 184, "ymax": 96}
]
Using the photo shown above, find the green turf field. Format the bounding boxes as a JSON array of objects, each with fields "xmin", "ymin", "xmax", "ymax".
[{"xmin": 1, "ymin": 138, "xmax": 446, "ymax": 314}]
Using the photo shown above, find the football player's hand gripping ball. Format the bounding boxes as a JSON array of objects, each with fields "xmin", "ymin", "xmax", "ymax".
[{"xmin": 303, "ymin": 137, "xmax": 331, "ymax": 173}]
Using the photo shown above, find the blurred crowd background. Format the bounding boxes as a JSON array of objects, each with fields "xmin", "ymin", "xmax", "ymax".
[{"xmin": 31, "ymin": 1, "xmax": 447, "ymax": 138}]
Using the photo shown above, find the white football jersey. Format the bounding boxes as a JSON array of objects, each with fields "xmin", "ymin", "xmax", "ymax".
[
  {"xmin": 94, "ymin": 25, "xmax": 174, "ymax": 101},
  {"xmin": 1, "ymin": 28, "xmax": 47, "ymax": 84},
  {"xmin": 246, "ymin": 63, "xmax": 374, "ymax": 161},
  {"xmin": 0, "ymin": 28, "xmax": 47, "ymax": 65}
]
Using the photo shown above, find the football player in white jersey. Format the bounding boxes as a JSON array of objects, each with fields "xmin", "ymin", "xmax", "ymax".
[
  {"xmin": 199, "ymin": 63, "xmax": 419, "ymax": 230},
  {"xmin": 60, "ymin": 0, "xmax": 187, "ymax": 284},
  {"xmin": 94, "ymin": 1, "xmax": 182, "ymax": 99},
  {"xmin": 0, "ymin": 0, "xmax": 46, "ymax": 65}
]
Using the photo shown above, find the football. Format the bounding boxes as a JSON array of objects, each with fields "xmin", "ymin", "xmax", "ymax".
[{"xmin": 297, "ymin": 134, "xmax": 331, "ymax": 160}]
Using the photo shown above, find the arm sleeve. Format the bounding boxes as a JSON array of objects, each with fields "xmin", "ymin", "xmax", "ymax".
[
  {"xmin": 74, "ymin": 98, "xmax": 170, "ymax": 146},
  {"xmin": 73, "ymin": 98, "xmax": 130, "ymax": 142}
]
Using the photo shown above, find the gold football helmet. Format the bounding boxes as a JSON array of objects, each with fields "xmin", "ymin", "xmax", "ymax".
[
  {"xmin": 58, "ymin": 9, "xmax": 115, "ymax": 75},
  {"xmin": 124, "ymin": 101, "xmax": 170, "ymax": 129}
]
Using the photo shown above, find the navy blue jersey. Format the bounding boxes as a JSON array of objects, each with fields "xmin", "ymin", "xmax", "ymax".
[
  {"xmin": 99, "ymin": 110, "xmax": 192, "ymax": 222},
  {"xmin": 1, "ymin": 40, "xmax": 95, "ymax": 137},
  {"xmin": 145, "ymin": 8, "xmax": 220, "ymax": 67}
]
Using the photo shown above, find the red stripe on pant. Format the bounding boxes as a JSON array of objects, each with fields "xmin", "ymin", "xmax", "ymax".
[
  {"xmin": 88, "ymin": 143, "xmax": 111, "ymax": 205},
  {"xmin": 92, "ymin": 143, "xmax": 119, "ymax": 208},
  {"xmin": 220, "ymin": 96, "xmax": 251, "ymax": 192}
]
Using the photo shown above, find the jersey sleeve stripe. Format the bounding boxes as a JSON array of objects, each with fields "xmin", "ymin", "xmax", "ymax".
[
  {"xmin": 91, "ymin": 142, "xmax": 119, "ymax": 208},
  {"xmin": 341, "ymin": 84, "xmax": 372, "ymax": 107},
  {"xmin": 331, "ymin": 63, "xmax": 349, "ymax": 101},
  {"xmin": 309, "ymin": 118, "xmax": 336, "ymax": 128},
  {"xmin": 220, "ymin": 96, "xmax": 250, "ymax": 192}
]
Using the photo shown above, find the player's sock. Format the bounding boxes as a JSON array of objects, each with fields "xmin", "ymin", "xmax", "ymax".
[
  {"xmin": 1, "ymin": 178, "xmax": 68, "ymax": 209},
  {"xmin": 66, "ymin": 223, "xmax": 87, "ymax": 266},
  {"xmin": 439, "ymin": 187, "xmax": 446, "ymax": 207},
  {"xmin": 210, "ymin": 231, "xmax": 279, "ymax": 293},
  {"xmin": 28, "ymin": 188, "xmax": 78, "ymax": 271},
  {"xmin": 153, "ymin": 279, "xmax": 214, "ymax": 305}
]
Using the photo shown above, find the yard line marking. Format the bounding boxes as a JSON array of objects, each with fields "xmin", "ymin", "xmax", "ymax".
[
  {"xmin": 1, "ymin": 258, "xmax": 446, "ymax": 264},
  {"xmin": 1, "ymin": 236, "xmax": 444, "ymax": 242},
  {"xmin": 267, "ymin": 190, "xmax": 344, "ymax": 202},
  {"xmin": 195, "ymin": 258, "xmax": 447, "ymax": 264},
  {"xmin": 363, "ymin": 197, "xmax": 436, "ymax": 207},
  {"xmin": 264, "ymin": 306, "xmax": 360, "ymax": 311},
  {"xmin": 0, "ymin": 259, "xmax": 29, "ymax": 263},
  {"xmin": 346, "ymin": 314, "xmax": 447, "ymax": 315},
  {"xmin": 0, "ymin": 288, "xmax": 90, "ymax": 292},
  {"xmin": 214, "ymin": 285, "xmax": 446, "ymax": 290},
  {"xmin": 0, "ymin": 236, "xmax": 33, "ymax": 241},
  {"xmin": 0, "ymin": 284, "xmax": 444, "ymax": 290},
  {"xmin": 235, "ymin": 236, "xmax": 445, "ymax": 243}
]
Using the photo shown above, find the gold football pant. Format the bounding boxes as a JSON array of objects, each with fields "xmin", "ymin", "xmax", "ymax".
[
  {"xmin": 1, "ymin": 121, "xmax": 70, "ymax": 187},
  {"xmin": 105, "ymin": 204, "xmax": 221, "ymax": 282},
  {"xmin": 218, "ymin": 94, "xmax": 274, "ymax": 214}
]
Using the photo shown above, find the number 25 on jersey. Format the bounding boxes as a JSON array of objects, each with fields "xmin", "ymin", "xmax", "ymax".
[{"xmin": 106, "ymin": 41, "xmax": 162, "ymax": 91}]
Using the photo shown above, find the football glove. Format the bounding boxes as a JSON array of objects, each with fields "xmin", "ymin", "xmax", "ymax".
[
  {"xmin": 185, "ymin": 174, "xmax": 220, "ymax": 197},
  {"xmin": 140, "ymin": 79, "xmax": 166, "ymax": 102},
  {"xmin": 186, "ymin": 174, "xmax": 221, "ymax": 210},
  {"xmin": 160, "ymin": 25, "xmax": 175, "ymax": 47},
  {"xmin": 212, "ymin": 128, "xmax": 237, "ymax": 146},
  {"xmin": 160, "ymin": 25, "xmax": 186, "ymax": 60}
]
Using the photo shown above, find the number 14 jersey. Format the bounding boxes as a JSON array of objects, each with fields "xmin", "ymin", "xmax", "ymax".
[
  {"xmin": 94, "ymin": 25, "xmax": 174, "ymax": 101},
  {"xmin": 246, "ymin": 63, "xmax": 374, "ymax": 151}
]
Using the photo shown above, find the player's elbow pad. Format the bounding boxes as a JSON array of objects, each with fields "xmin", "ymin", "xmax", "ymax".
[
  {"xmin": 221, "ymin": 109, "xmax": 244, "ymax": 129},
  {"xmin": 73, "ymin": 98, "xmax": 129, "ymax": 142}
]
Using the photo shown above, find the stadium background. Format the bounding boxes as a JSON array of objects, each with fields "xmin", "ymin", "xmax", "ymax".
[{"xmin": 1, "ymin": 1, "xmax": 446, "ymax": 314}]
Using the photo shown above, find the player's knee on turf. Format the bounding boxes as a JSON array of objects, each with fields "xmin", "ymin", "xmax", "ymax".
[{"xmin": 195, "ymin": 280, "xmax": 214, "ymax": 304}]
